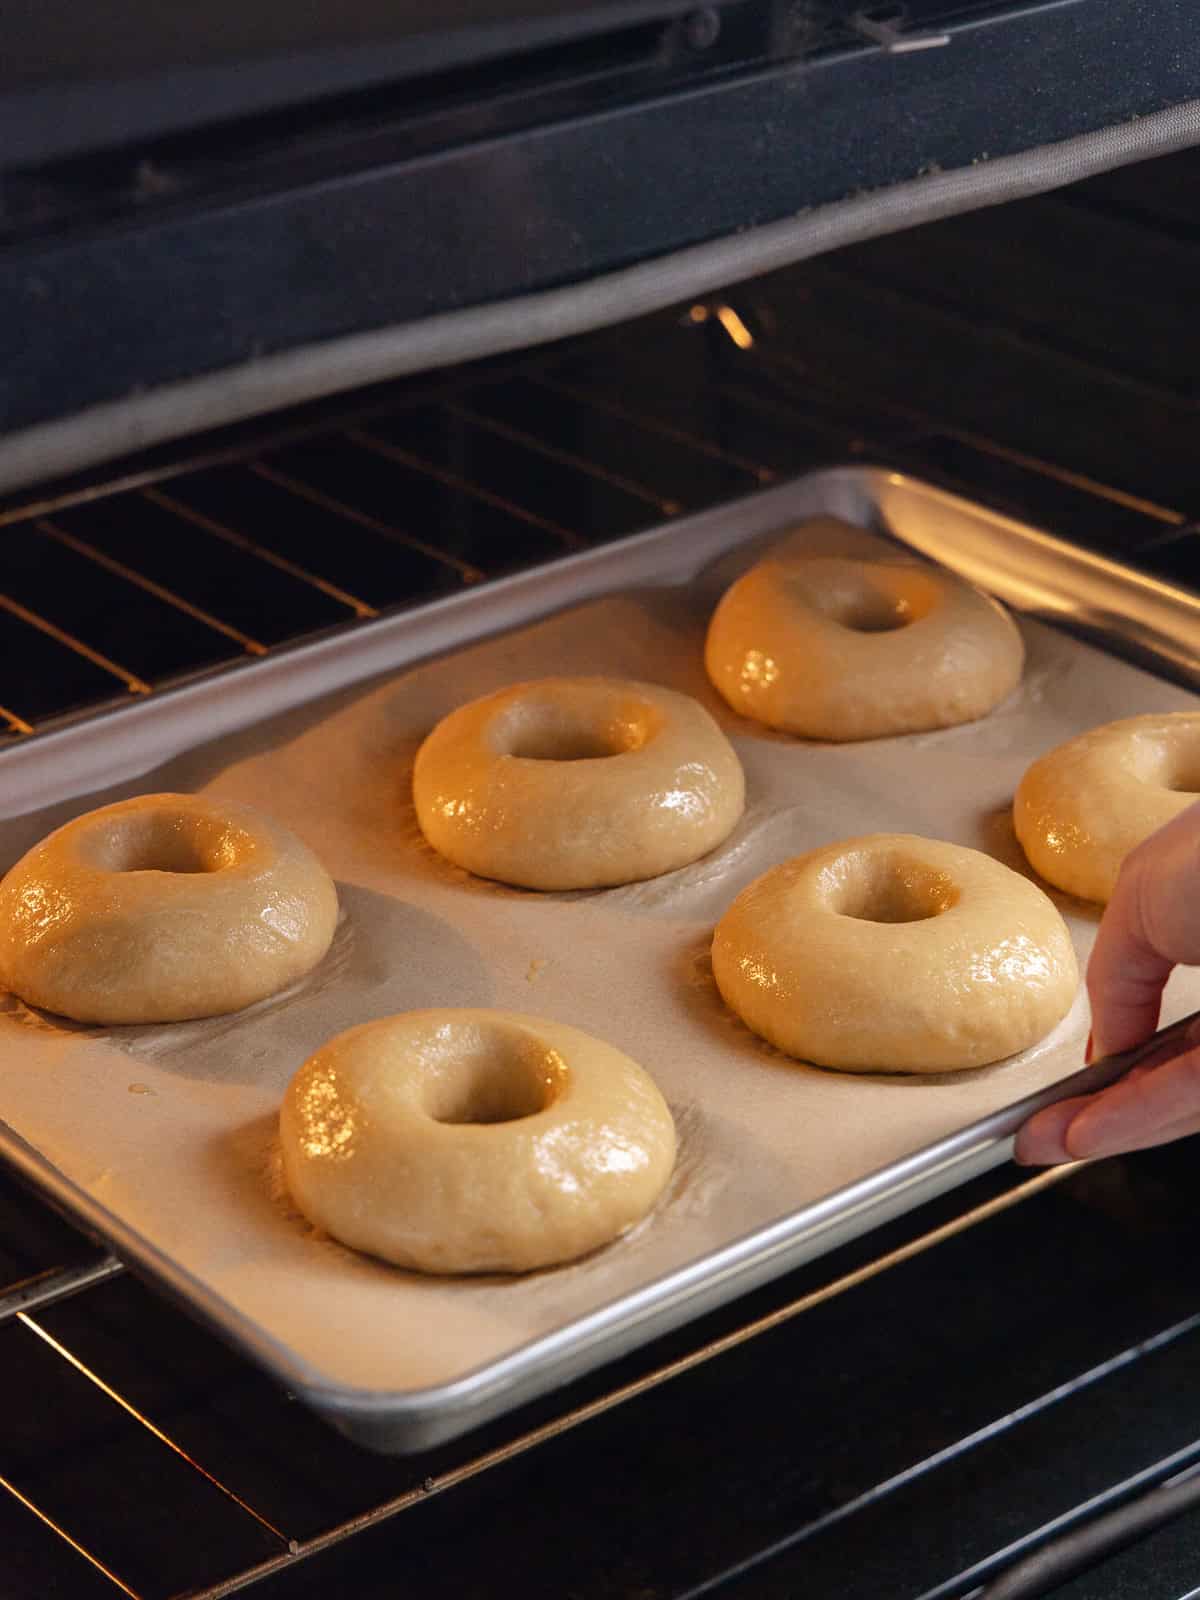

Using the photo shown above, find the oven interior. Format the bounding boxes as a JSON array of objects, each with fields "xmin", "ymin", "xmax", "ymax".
[{"xmin": 2, "ymin": 138, "xmax": 1200, "ymax": 1597}]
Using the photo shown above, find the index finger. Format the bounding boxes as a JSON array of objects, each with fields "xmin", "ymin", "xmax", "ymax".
[{"xmin": 1086, "ymin": 800, "xmax": 1200, "ymax": 1058}]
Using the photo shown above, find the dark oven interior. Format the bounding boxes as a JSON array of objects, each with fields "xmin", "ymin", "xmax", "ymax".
[{"xmin": 4, "ymin": 7, "xmax": 1200, "ymax": 1594}]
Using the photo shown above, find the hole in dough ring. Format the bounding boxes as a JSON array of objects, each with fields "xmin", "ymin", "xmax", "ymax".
[
  {"xmin": 711, "ymin": 833, "xmax": 1078, "ymax": 1072},
  {"xmin": 704, "ymin": 551, "xmax": 1024, "ymax": 740},
  {"xmin": 279, "ymin": 1009, "xmax": 678, "ymax": 1274},
  {"xmin": 1014, "ymin": 711, "xmax": 1200, "ymax": 904},
  {"xmin": 413, "ymin": 676, "xmax": 745, "ymax": 890},
  {"xmin": 0, "ymin": 792, "xmax": 339, "ymax": 1024}
]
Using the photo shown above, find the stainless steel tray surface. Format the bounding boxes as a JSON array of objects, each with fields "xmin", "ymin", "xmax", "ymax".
[{"xmin": 0, "ymin": 469, "xmax": 1196, "ymax": 1453}]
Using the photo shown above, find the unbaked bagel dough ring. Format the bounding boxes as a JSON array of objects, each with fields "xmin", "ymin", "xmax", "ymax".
[
  {"xmin": 413, "ymin": 676, "xmax": 745, "ymax": 890},
  {"xmin": 0, "ymin": 792, "xmax": 339, "ymax": 1024},
  {"xmin": 1014, "ymin": 712, "xmax": 1200, "ymax": 903},
  {"xmin": 280, "ymin": 1009, "xmax": 678, "ymax": 1274},
  {"xmin": 704, "ymin": 550, "xmax": 1024, "ymax": 740},
  {"xmin": 712, "ymin": 833, "xmax": 1078, "ymax": 1072}
]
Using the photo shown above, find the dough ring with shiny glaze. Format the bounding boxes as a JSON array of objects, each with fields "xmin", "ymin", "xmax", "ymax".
[
  {"xmin": 280, "ymin": 1009, "xmax": 678, "ymax": 1274},
  {"xmin": 413, "ymin": 676, "xmax": 745, "ymax": 890},
  {"xmin": 1014, "ymin": 711, "xmax": 1200, "ymax": 903},
  {"xmin": 704, "ymin": 547, "xmax": 1024, "ymax": 740},
  {"xmin": 0, "ymin": 792, "xmax": 339, "ymax": 1024},
  {"xmin": 712, "ymin": 833, "xmax": 1078, "ymax": 1072}
]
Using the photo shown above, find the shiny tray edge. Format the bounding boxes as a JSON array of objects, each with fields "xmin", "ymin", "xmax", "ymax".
[{"xmin": 1, "ymin": 465, "xmax": 1197, "ymax": 1453}]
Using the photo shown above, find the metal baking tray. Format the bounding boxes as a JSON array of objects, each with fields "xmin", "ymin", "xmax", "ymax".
[{"xmin": 0, "ymin": 468, "xmax": 1197, "ymax": 1454}]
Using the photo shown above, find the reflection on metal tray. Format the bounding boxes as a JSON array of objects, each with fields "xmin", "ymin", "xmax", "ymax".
[{"xmin": 0, "ymin": 470, "xmax": 1196, "ymax": 1456}]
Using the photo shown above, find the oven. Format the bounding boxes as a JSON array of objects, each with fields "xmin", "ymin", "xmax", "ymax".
[{"xmin": 3, "ymin": 4, "xmax": 1200, "ymax": 1596}]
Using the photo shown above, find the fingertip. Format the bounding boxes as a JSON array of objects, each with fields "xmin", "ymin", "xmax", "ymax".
[
  {"xmin": 1088, "ymin": 1014, "xmax": 1158, "ymax": 1067},
  {"xmin": 1013, "ymin": 1099, "xmax": 1082, "ymax": 1166}
]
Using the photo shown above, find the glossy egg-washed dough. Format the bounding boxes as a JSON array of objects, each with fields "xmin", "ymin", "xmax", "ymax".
[
  {"xmin": 280, "ymin": 1009, "xmax": 677, "ymax": 1274},
  {"xmin": 413, "ymin": 676, "xmax": 745, "ymax": 890},
  {"xmin": 0, "ymin": 793, "xmax": 338, "ymax": 1023},
  {"xmin": 1015, "ymin": 712, "xmax": 1200, "ymax": 903},
  {"xmin": 705, "ymin": 550, "xmax": 1024, "ymax": 740},
  {"xmin": 712, "ymin": 834, "xmax": 1078, "ymax": 1072}
]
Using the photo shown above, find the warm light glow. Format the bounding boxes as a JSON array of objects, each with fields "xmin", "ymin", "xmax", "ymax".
[{"xmin": 715, "ymin": 304, "xmax": 754, "ymax": 349}]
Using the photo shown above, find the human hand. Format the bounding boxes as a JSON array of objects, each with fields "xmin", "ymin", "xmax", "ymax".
[{"xmin": 1014, "ymin": 798, "xmax": 1200, "ymax": 1165}]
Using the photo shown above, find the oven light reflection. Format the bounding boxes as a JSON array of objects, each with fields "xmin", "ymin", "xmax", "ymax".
[
  {"xmin": 715, "ymin": 304, "xmax": 754, "ymax": 350},
  {"xmin": 296, "ymin": 1065, "xmax": 359, "ymax": 1161},
  {"xmin": 686, "ymin": 301, "xmax": 754, "ymax": 350},
  {"xmin": 967, "ymin": 936, "xmax": 1055, "ymax": 987},
  {"xmin": 737, "ymin": 954, "xmax": 780, "ymax": 993},
  {"xmin": 739, "ymin": 650, "xmax": 779, "ymax": 690}
]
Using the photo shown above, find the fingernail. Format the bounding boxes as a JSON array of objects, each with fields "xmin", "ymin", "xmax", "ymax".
[{"xmin": 1084, "ymin": 1031, "xmax": 1094, "ymax": 1064}]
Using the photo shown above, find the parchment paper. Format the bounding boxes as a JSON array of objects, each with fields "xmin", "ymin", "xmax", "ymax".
[{"xmin": 1, "ymin": 519, "xmax": 1197, "ymax": 1402}]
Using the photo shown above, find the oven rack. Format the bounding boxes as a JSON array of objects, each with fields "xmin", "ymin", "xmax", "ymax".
[
  {"xmin": 2, "ymin": 151, "xmax": 1200, "ymax": 1597},
  {"xmin": 0, "ymin": 1162, "xmax": 1088, "ymax": 1600}
]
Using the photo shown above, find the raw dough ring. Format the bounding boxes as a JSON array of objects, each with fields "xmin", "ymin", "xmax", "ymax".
[
  {"xmin": 1014, "ymin": 712, "xmax": 1200, "ymax": 903},
  {"xmin": 280, "ymin": 1009, "xmax": 677, "ymax": 1274},
  {"xmin": 0, "ymin": 792, "xmax": 339, "ymax": 1024},
  {"xmin": 712, "ymin": 833, "xmax": 1078, "ymax": 1072},
  {"xmin": 413, "ymin": 676, "xmax": 745, "ymax": 890},
  {"xmin": 704, "ymin": 549, "xmax": 1024, "ymax": 740}
]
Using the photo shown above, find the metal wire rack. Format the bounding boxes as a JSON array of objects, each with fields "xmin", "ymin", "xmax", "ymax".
[{"xmin": 2, "ymin": 153, "xmax": 1200, "ymax": 1596}]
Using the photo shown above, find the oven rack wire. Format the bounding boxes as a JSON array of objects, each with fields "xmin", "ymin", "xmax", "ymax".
[
  {"xmin": 0, "ymin": 1165, "xmax": 1087, "ymax": 1600},
  {"xmin": 2, "ymin": 151, "xmax": 1200, "ymax": 1597}
]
